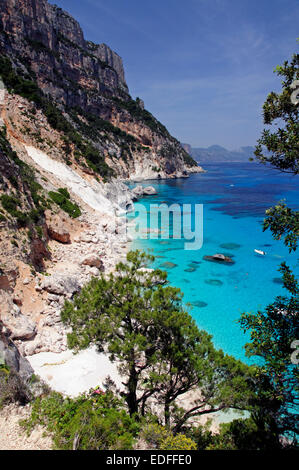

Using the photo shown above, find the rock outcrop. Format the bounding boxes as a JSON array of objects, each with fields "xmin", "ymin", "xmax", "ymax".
[
  {"xmin": 46, "ymin": 212, "xmax": 71, "ymax": 244},
  {"xmin": 0, "ymin": 0, "xmax": 128, "ymax": 97},
  {"xmin": 40, "ymin": 273, "xmax": 80, "ymax": 297},
  {"xmin": 80, "ymin": 254, "xmax": 103, "ymax": 270},
  {"xmin": 1, "ymin": 292, "xmax": 37, "ymax": 341},
  {"xmin": 142, "ymin": 186, "xmax": 158, "ymax": 196},
  {"xmin": 0, "ymin": 0, "xmax": 202, "ymax": 180},
  {"xmin": 0, "ymin": 322, "xmax": 34, "ymax": 381},
  {"xmin": 132, "ymin": 185, "xmax": 158, "ymax": 198}
]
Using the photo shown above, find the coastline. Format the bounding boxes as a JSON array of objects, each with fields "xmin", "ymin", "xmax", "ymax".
[
  {"xmin": 11, "ymin": 202, "xmax": 130, "ymax": 359},
  {"xmin": 0, "ymin": 173, "xmax": 261, "ymax": 449},
  {"xmin": 21, "ymin": 178, "xmax": 231, "ymax": 434}
]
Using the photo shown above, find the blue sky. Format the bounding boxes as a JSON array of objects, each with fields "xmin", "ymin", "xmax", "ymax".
[{"xmin": 51, "ymin": 0, "xmax": 298, "ymax": 149}]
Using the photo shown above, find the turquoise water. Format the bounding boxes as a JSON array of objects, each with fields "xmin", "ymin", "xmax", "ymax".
[{"xmin": 128, "ymin": 163, "xmax": 299, "ymax": 363}]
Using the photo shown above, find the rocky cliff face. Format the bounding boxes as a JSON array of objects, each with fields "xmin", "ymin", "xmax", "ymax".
[
  {"xmin": 0, "ymin": 0, "xmax": 201, "ymax": 180},
  {"xmin": 0, "ymin": 0, "xmax": 128, "ymax": 99},
  {"xmin": 0, "ymin": 0, "xmax": 202, "ymax": 359}
]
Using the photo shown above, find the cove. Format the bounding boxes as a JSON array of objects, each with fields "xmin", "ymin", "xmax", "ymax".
[{"xmin": 129, "ymin": 162, "xmax": 299, "ymax": 363}]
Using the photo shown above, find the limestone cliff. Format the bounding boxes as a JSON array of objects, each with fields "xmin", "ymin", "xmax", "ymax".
[{"xmin": 0, "ymin": 0, "xmax": 201, "ymax": 180}]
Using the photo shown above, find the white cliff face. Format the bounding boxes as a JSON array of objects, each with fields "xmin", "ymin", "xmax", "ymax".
[
  {"xmin": 25, "ymin": 145, "xmax": 136, "ymax": 215},
  {"xmin": 120, "ymin": 149, "xmax": 203, "ymax": 181}
]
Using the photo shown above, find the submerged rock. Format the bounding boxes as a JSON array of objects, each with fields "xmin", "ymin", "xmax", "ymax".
[
  {"xmin": 220, "ymin": 243, "xmax": 241, "ymax": 250},
  {"xmin": 191, "ymin": 301, "xmax": 208, "ymax": 308},
  {"xmin": 160, "ymin": 262, "xmax": 177, "ymax": 269},
  {"xmin": 204, "ymin": 279, "xmax": 223, "ymax": 286}
]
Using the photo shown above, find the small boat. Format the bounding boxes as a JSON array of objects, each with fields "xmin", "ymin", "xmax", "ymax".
[
  {"xmin": 203, "ymin": 253, "xmax": 235, "ymax": 264},
  {"xmin": 254, "ymin": 249, "xmax": 266, "ymax": 256}
]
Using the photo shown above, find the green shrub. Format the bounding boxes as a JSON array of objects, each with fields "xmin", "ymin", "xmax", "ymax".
[
  {"xmin": 0, "ymin": 128, "xmax": 46, "ymax": 225},
  {"xmin": 0, "ymin": 194, "xmax": 29, "ymax": 226},
  {"xmin": 182, "ymin": 150, "xmax": 198, "ymax": 167},
  {"xmin": 36, "ymin": 226, "xmax": 44, "ymax": 239},
  {"xmin": 184, "ymin": 424, "xmax": 214, "ymax": 450},
  {"xmin": 0, "ymin": 55, "xmax": 42, "ymax": 105},
  {"xmin": 57, "ymin": 187, "xmax": 70, "ymax": 199},
  {"xmin": 141, "ymin": 423, "xmax": 170, "ymax": 448},
  {"xmin": 160, "ymin": 434, "xmax": 197, "ymax": 450},
  {"xmin": 205, "ymin": 418, "xmax": 283, "ymax": 450},
  {"xmin": 23, "ymin": 391, "xmax": 139, "ymax": 450},
  {"xmin": 48, "ymin": 189, "xmax": 81, "ymax": 218},
  {"xmin": 141, "ymin": 423, "xmax": 196, "ymax": 450},
  {"xmin": 0, "ymin": 194, "xmax": 20, "ymax": 213}
]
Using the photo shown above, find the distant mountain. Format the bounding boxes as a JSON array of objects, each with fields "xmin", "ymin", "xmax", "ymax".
[{"xmin": 181, "ymin": 144, "xmax": 256, "ymax": 163}]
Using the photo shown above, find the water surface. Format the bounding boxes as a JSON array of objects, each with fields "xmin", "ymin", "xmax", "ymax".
[{"xmin": 129, "ymin": 163, "xmax": 299, "ymax": 362}]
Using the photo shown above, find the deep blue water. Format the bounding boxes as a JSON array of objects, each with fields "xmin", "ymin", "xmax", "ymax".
[{"xmin": 129, "ymin": 163, "xmax": 299, "ymax": 363}]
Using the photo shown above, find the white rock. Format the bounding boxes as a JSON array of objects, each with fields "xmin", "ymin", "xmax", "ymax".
[
  {"xmin": 9, "ymin": 314, "xmax": 37, "ymax": 341},
  {"xmin": 132, "ymin": 185, "xmax": 144, "ymax": 197},
  {"xmin": 89, "ymin": 267, "xmax": 100, "ymax": 276},
  {"xmin": 41, "ymin": 274, "xmax": 80, "ymax": 296},
  {"xmin": 143, "ymin": 186, "xmax": 157, "ymax": 195}
]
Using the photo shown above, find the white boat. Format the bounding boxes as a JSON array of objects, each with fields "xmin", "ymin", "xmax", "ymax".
[{"xmin": 254, "ymin": 249, "xmax": 266, "ymax": 256}]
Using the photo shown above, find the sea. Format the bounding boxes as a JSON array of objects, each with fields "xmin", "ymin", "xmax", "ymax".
[{"xmin": 128, "ymin": 162, "xmax": 299, "ymax": 364}]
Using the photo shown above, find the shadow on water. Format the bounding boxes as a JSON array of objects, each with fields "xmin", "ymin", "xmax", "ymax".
[
  {"xmin": 204, "ymin": 279, "xmax": 224, "ymax": 286},
  {"xmin": 191, "ymin": 301, "xmax": 208, "ymax": 308}
]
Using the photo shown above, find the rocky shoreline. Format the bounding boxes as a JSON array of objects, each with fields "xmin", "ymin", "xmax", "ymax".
[{"xmin": 2, "ymin": 200, "xmax": 133, "ymax": 359}]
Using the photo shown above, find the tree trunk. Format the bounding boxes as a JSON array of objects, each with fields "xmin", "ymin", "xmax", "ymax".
[
  {"xmin": 126, "ymin": 364, "xmax": 138, "ymax": 417},
  {"xmin": 164, "ymin": 400, "xmax": 170, "ymax": 427}
]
